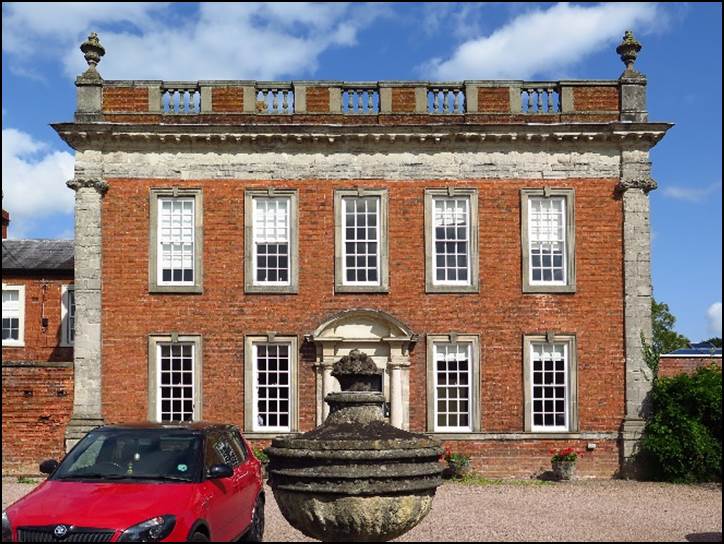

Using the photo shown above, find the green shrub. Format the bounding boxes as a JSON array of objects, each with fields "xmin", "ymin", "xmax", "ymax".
[
  {"xmin": 640, "ymin": 365, "xmax": 722, "ymax": 482},
  {"xmin": 253, "ymin": 447, "xmax": 269, "ymax": 465}
]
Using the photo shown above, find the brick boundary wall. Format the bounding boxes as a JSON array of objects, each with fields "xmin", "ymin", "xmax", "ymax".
[
  {"xmin": 658, "ymin": 357, "xmax": 722, "ymax": 378},
  {"xmin": 2, "ymin": 362, "xmax": 74, "ymax": 475}
]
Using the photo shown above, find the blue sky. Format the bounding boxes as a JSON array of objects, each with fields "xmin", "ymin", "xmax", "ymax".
[{"xmin": 2, "ymin": 2, "xmax": 721, "ymax": 341}]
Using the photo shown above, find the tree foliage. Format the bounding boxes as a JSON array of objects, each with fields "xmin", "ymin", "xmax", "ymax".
[{"xmin": 652, "ymin": 298, "xmax": 690, "ymax": 355}]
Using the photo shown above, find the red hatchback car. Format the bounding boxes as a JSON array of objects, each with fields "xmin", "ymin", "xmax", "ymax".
[{"xmin": 2, "ymin": 424, "xmax": 264, "ymax": 542}]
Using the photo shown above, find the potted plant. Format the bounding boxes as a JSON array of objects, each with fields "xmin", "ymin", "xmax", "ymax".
[
  {"xmin": 443, "ymin": 446, "xmax": 471, "ymax": 479},
  {"xmin": 550, "ymin": 447, "xmax": 582, "ymax": 481},
  {"xmin": 253, "ymin": 447, "xmax": 270, "ymax": 478}
]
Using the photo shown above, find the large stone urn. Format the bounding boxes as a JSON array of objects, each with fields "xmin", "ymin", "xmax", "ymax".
[{"xmin": 266, "ymin": 349, "xmax": 443, "ymax": 542}]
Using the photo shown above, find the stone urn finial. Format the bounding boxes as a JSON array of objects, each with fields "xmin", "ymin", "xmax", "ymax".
[
  {"xmin": 80, "ymin": 32, "xmax": 105, "ymax": 78},
  {"xmin": 616, "ymin": 30, "xmax": 642, "ymax": 75}
]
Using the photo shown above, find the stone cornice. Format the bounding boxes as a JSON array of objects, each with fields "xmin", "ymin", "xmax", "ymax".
[
  {"xmin": 52, "ymin": 122, "xmax": 672, "ymax": 152},
  {"xmin": 66, "ymin": 178, "xmax": 109, "ymax": 194},
  {"xmin": 617, "ymin": 177, "xmax": 658, "ymax": 193}
]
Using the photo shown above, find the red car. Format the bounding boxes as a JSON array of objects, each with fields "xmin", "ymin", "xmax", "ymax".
[{"xmin": 2, "ymin": 423, "xmax": 265, "ymax": 542}]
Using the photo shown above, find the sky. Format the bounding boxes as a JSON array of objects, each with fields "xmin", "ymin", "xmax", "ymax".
[{"xmin": 2, "ymin": 2, "xmax": 722, "ymax": 342}]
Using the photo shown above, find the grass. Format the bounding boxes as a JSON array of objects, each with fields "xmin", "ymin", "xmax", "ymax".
[
  {"xmin": 449, "ymin": 473, "xmax": 553, "ymax": 487},
  {"xmin": 16, "ymin": 476, "xmax": 38, "ymax": 484}
]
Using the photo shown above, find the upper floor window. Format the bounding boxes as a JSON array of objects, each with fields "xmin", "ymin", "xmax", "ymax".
[
  {"xmin": 521, "ymin": 188, "xmax": 576, "ymax": 293},
  {"xmin": 61, "ymin": 285, "xmax": 75, "ymax": 347},
  {"xmin": 523, "ymin": 334, "xmax": 578, "ymax": 433},
  {"xmin": 244, "ymin": 190, "xmax": 299, "ymax": 294},
  {"xmin": 334, "ymin": 189, "xmax": 389, "ymax": 293},
  {"xmin": 426, "ymin": 334, "xmax": 481, "ymax": 433},
  {"xmin": 424, "ymin": 189, "xmax": 479, "ymax": 293},
  {"xmin": 2, "ymin": 285, "xmax": 25, "ymax": 347},
  {"xmin": 149, "ymin": 188, "xmax": 203, "ymax": 294}
]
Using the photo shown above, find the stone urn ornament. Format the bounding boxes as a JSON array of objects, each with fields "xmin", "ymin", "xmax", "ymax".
[{"xmin": 266, "ymin": 349, "xmax": 443, "ymax": 542}]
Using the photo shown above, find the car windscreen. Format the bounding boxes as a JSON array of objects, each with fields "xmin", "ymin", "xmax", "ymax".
[{"xmin": 52, "ymin": 430, "xmax": 202, "ymax": 482}]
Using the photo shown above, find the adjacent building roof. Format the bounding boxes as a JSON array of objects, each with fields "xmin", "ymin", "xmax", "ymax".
[
  {"xmin": 2, "ymin": 239, "xmax": 74, "ymax": 272},
  {"xmin": 660, "ymin": 341, "xmax": 722, "ymax": 358}
]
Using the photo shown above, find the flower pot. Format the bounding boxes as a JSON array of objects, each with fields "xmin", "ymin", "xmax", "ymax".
[
  {"xmin": 447, "ymin": 459, "xmax": 471, "ymax": 479},
  {"xmin": 552, "ymin": 460, "xmax": 576, "ymax": 481}
]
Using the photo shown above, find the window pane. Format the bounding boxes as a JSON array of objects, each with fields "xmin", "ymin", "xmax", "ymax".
[
  {"xmin": 342, "ymin": 196, "xmax": 380, "ymax": 285},
  {"xmin": 255, "ymin": 343, "xmax": 291, "ymax": 430},
  {"xmin": 158, "ymin": 343, "xmax": 195, "ymax": 422},
  {"xmin": 434, "ymin": 342, "xmax": 472, "ymax": 430},
  {"xmin": 528, "ymin": 196, "xmax": 566, "ymax": 285},
  {"xmin": 531, "ymin": 342, "xmax": 567, "ymax": 430},
  {"xmin": 254, "ymin": 197, "xmax": 291, "ymax": 285},
  {"xmin": 432, "ymin": 197, "xmax": 470, "ymax": 285},
  {"xmin": 159, "ymin": 197, "xmax": 195, "ymax": 285}
]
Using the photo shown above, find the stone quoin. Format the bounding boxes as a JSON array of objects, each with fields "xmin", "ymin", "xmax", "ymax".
[{"xmin": 4, "ymin": 30, "xmax": 671, "ymax": 479}]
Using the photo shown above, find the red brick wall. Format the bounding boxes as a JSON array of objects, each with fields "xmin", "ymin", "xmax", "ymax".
[
  {"xmin": 1, "ymin": 275, "xmax": 74, "ymax": 363},
  {"xmin": 100, "ymin": 178, "xmax": 624, "ymax": 462},
  {"xmin": 659, "ymin": 357, "xmax": 722, "ymax": 378},
  {"xmin": 572, "ymin": 86, "xmax": 619, "ymax": 111},
  {"xmin": 211, "ymin": 87, "xmax": 244, "ymax": 112},
  {"xmin": 102, "ymin": 87, "xmax": 149, "ymax": 112},
  {"xmin": 390, "ymin": 88, "xmax": 417, "ymax": 112},
  {"xmin": 478, "ymin": 88, "xmax": 510, "ymax": 113},
  {"xmin": 305, "ymin": 87, "xmax": 331, "ymax": 113},
  {"xmin": 2, "ymin": 362, "xmax": 74, "ymax": 474}
]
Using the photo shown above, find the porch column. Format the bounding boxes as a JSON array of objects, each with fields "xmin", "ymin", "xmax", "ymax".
[
  {"xmin": 388, "ymin": 362, "xmax": 404, "ymax": 429},
  {"xmin": 322, "ymin": 360, "xmax": 335, "ymax": 421},
  {"xmin": 65, "ymin": 177, "xmax": 108, "ymax": 451}
]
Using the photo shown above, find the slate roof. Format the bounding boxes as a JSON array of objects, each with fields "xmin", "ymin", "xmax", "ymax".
[
  {"xmin": 2, "ymin": 239, "xmax": 74, "ymax": 272},
  {"xmin": 661, "ymin": 342, "xmax": 722, "ymax": 358}
]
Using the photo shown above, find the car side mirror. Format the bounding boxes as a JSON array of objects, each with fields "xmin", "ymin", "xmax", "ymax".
[
  {"xmin": 208, "ymin": 464, "xmax": 233, "ymax": 479},
  {"xmin": 40, "ymin": 459, "xmax": 59, "ymax": 475}
]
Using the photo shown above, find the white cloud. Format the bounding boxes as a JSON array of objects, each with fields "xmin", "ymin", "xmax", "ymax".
[
  {"xmin": 707, "ymin": 303, "xmax": 722, "ymax": 337},
  {"xmin": 3, "ymin": 3, "xmax": 384, "ymax": 81},
  {"xmin": 663, "ymin": 181, "xmax": 722, "ymax": 203},
  {"xmin": 423, "ymin": 3, "xmax": 660, "ymax": 80},
  {"xmin": 2, "ymin": 128, "xmax": 75, "ymax": 235}
]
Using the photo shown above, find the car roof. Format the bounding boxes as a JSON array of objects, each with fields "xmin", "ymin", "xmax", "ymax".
[{"xmin": 92, "ymin": 422, "xmax": 240, "ymax": 435}]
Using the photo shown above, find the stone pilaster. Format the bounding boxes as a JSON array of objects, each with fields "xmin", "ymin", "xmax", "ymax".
[
  {"xmin": 618, "ymin": 148, "xmax": 657, "ymax": 474},
  {"xmin": 65, "ymin": 177, "xmax": 108, "ymax": 450}
]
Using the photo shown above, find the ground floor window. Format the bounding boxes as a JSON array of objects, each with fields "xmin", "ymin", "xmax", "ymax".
[
  {"xmin": 1, "ymin": 285, "xmax": 24, "ymax": 347},
  {"xmin": 147, "ymin": 335, "xmax": 203, "ymax": 423},
  {"xmin": 244, "ymin": 335, "xmax": 298, "ymax": 433},
  {"xmin": 426, "ymin": 334, "xmax": 481, "ymax": 433},
  {"xmin": 524, "ymin": 334, "xmax": 578, "ymax": 433}
]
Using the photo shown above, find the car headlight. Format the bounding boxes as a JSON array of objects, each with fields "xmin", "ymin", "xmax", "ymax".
[
  {"xmin": 2, "ymin": 511, "xmax": 12, "ymax": 542},
  {"xmin": 118, "ymin": 515, "xmax": 175, "ymax": 542}
]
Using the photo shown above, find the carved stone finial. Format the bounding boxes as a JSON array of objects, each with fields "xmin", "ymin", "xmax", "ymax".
[
  {"xmin": 332, "ymin": 349, "xmax": 382, "ymax": 392},
  {"xmin": 616, "ymin": 30, "xmax": 642, "ymax": 75},
  {"xmin": 80, "ymin": 32, "xmax": 105, "ymax": 78}
]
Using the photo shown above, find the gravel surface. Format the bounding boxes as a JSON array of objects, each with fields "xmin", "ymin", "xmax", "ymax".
[{"xmin": 3, "ymin": 479, "xmax": 721, "ymax": 542}]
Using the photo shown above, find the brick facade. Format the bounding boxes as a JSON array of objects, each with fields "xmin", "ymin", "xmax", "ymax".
[
  {"xmin": 659, "ymin": 356, "xmax": 722, "ymax": 378},
  {"xmin": 99, "ymin": 177, "xmax": 624, "ymax": 477}
]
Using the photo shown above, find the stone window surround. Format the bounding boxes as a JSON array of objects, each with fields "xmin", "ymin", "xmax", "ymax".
[
  {"xmin": 244, "ymin": 188, "xmax": 299, "ymax": 294},
  {"xmin": 424, "ymin": 188, "xmax": 480, "ymax": 293},
  {"xmin": 1, "ymin": 283, "xmax": 25, "ymax": 348},
  {"xmin": 148, "ymin": 187, "xmax": 204, "ymax": 294},
  {"xmin": 520, "ymin": 187, "xmax": 576, "ymax": 294},
  {"xmin": 523, "ymin": 333, "xmax": 579, "ymax": 433},
  {"xmin": 147, "ymin": 333, "xmax": 203, "ymax": 422},
  {"xmin": 243, "ymin": 334, "xmax": 299, "ymax": 436},
  {"xmin": 60, "ymin": 284, "xmax": 75, "ymax": 347},
  {"xmin": 334, "ymin": 188, "xmax": 389, "ymax": 293},
  {"xmin": 426, "ymin": 333, "xmax": 482, "ymax": 434}
]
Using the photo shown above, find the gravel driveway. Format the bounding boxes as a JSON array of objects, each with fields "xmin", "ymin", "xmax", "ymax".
[{"xmin": 3, "ymin": 479, "xmax": 721, "ymax": 542}]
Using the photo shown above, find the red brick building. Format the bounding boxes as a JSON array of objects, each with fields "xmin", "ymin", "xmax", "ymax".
[
  {"xmin": 2, "ymin": 211, "xmax": 75, "ymax": 474},
  {"xmin": 659, "ymin": 342, "xmax": 722, "ymax": 378},
  {"xmin": 47, "ymin": 32, "xmax": 670, "ymax": 478}
]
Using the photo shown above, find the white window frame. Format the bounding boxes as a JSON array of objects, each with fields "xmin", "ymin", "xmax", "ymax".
[
  {"xmin": 334, "ymin": 189, "xmax": 389, "ymax": 293},
  {"xmin": 60, "ymin": 284, "xmax": 75, "ymax": 347},
  {"xmin": 342, "ymin": 196, "xmax": 381, "ymax": 286},
  {"xmin": 244, "ymin": 189, "xmax": 299, "ymax": 294},
  {"xmin": 149, "ymin": 188, "xmax": 204, "ymax": 294},
  {"xmin": 2, "ymin": 284, "xmax": 25, "ymax": 347},
  {"xmin": 426, "ymin": 334, "xmax": 481, "ymax": 434},
  {"xmin": 521, "ymin": 188, "xmax": 576, "ymax": 293},
  {"xmin": 523, "ymin": 334, "xmax": 578, "ymax": 433},
  {"xmin": 157, "ymin": 196, "xmax": 196, "ymax": 287},
  {"xmin": 147, "ymin": 334, "xmax": 203, "ymax": 423},
  {"xmin": 244, "ymin": 335, "xmax": 299, "ymax": 434}
]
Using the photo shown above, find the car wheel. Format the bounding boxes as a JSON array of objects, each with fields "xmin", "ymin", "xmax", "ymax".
[
  {"xmin": 241, "ymin": 494, "xmax": 265, "ymax": 542},
  {"xmin": 190, "ymin": 532, "xmax": 210, "ymax": 542}
]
